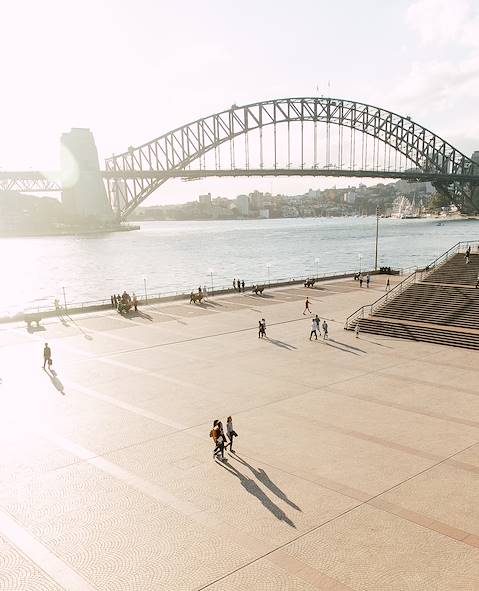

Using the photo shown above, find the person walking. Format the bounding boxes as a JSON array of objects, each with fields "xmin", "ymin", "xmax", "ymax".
[
  {"xmin": 322, "ymin": 320, "xmax": 329, "ymax": 339},
  {"xmin": 359, "ymin": 274, "xmax": 363, "ymax": 288},
  {"xmin": 466, "ymin": 252, "xmax": 470, "ymax": 264},
  {"xmin": 233, "ymin": 279, "xmax": 236, "ymax": 291},
  {"xmin": 215, "ymin": 421, "xmax": 226, "ymax": 460},
  {"xmin": 210, "ymin": 420, "xmax": 225, "ymax": 460},
  {"xmin": 258, "ymin": 320, "xmax": 264, "ymax": 338},
  {"xmin": 314, "ymin": 314, "xmax": 321, "ymax": 335},
  {"xmin": 43, "ymin": 343, "xmax": 51, "ymax": 369},
  {"xmin": 355, "ymin": 323, "xmax": 360, "ymax": 338},
  {"xmin": 385, "ymin": 278, "xmax": 390, "ymax": 292},
  {"xmin": 303, "ymin": 297, "xmax": 312, "ymax": 315},
  {"xmin": 132, "ymin": 293, "xmax": 138, "ymax": 311},
  {"xmin": 366, "ymin": 274, "xmax": 370, "ymax": 288},
  {"xmin": 241, "ymin": 280, "xmax": 245, "ymax": 292},
  {"xmin": 261, "ymin": 318, "xmax": 266, "ymax": 337},
  {"xmin": 309, "ymin": 319, "xmax": 318, "ymax": 340},
  {"xmin": 210, "ymin": 420, "xmax": 219, "ymax": 456},
  {"xmin": 226, "ymin": 416, "xmax": 238, "ymax": 453}
]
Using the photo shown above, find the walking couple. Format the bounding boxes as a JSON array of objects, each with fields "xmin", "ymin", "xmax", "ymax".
[
  {"xmin": 258, "ymin": 318, "xmax": 266, "ymax": 338},
  {"xmin": 210, "ymin": 416, "xmax": 238, "ymax": 460}
]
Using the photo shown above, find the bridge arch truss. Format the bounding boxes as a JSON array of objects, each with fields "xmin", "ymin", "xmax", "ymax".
[{"xmin": 105, "ymin": 97, "xmax": 479, "ymax": 218}]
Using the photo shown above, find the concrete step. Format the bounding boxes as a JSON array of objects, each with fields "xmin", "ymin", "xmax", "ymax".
[
  {"xmin": 357, "ymin": 318, "xmax": 479, "ymax": 350},
  {"xmin": 347, "ymin": 248, "xmax": 479, "ymax": 350}
]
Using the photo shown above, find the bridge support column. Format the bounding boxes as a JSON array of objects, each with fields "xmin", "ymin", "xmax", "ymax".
[{"xmin": 60, "ymin": 128, "xmax": 113, "ymax": 222}]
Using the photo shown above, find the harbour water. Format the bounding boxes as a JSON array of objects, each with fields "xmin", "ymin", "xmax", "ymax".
[{"xmin": 2, "ymin": 217, "xmax": 478, "ymax": 315}]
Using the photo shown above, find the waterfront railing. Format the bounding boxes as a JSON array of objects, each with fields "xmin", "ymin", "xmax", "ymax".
[{"xmin": 1, "ymin": 266, "xmax": 379, "ymax": 322}]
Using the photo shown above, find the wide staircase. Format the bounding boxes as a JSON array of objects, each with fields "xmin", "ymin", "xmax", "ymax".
[{"xmin": 346, "ymin": 242, "xmax": 479, "ymax": 350}]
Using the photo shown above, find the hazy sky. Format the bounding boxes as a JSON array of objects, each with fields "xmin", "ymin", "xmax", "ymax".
[{"xmin": 1, "ymin": 0, "xmax": 478, "ymax": 204}]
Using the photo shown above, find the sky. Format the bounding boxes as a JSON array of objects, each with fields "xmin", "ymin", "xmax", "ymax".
[{"xmin": 1, "ymin": 0, "xmax": 479, "ymax": 204}]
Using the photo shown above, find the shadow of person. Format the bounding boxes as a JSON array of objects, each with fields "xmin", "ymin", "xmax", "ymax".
[
  {"xmin": 62, "ymin": 313, "xmax": 93, "ymax": 340},
  {"xmin": 323, "ymin": 340, "xmax": 359, "ymax": 355},
  {"xmin": 266, "ymin": 338, "xmax": 297, "ymax": 350},
  {"xmin": 216, "ymin": 460, "xmax": 296, "ymax": 527},
  {"xmin": 201, "ymin": 300, "xmax": 222, "ymax": 308},
  {"xmin": 147, "ymin": 305, "xmax": 188, "ymax": 325},
  {"xmin": 360, "ymin": 337, "xmax": 392, "ymax": 349},
  {"xmin": 232, "ymin": 454, "xmax": 301, "ymax": 511},
  {"xmin": 130, "ymin": 310, "xmax": 153, "ymax": 321},
  {"xmin": 328, "ymin": 339, "xmax": 366, "ymax": 353},
  {"xmin": 43, "ymin": 368, "xmax": 65, "ymax": 395},
  {"xmin": 58, "ymin": 316, "xmax": 69, "ymax": 327},
  {"xmin": 27, "ymin": 324, "xmax": 46, "ymax": 334}
]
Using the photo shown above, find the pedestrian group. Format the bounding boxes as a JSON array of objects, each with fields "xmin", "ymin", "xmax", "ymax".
[
  {"xmin": 233, "ymin": 278, "xmax": 245, "ymax": 292},
  {"xmin": 210, "ymin": 416, "xmax": 238, "ymax": 461}
]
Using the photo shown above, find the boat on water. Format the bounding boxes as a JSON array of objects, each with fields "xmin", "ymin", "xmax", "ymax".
[{"xmin": 391, "ymin": 195, "xmax": 421, "ymax": 219}]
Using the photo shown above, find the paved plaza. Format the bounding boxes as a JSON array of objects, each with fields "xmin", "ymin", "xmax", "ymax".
[{"xmin": 0, "ymin": 275, "xmax": 478, "ymax": 590}]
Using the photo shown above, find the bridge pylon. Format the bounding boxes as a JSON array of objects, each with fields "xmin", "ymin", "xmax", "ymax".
[{"xmin": 61, "ymin": 128, "xmax": 113, "ymax": 221}]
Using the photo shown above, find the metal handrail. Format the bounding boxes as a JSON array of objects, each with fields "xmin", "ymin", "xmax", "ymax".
[
  {"xmin": 344, "ymin": 239, "xmax": 479, "ymax": 329},
  {"xmin": 344, "ymin": 270, "xmax": 419, "ymax": 329}
]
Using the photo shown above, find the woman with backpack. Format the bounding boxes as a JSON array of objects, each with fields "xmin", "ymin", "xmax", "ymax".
[{"xmin": 210, "ymin": 420, "xmax": 226, "ymax": 460}]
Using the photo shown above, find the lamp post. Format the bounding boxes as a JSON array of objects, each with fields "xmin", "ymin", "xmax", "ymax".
[
  {"xmin": 209, "ymin": 268, "xmax": 214, "ymax": 295},
  {"xmin": 143, "ymin": 277, "xmax": 148, "ymax": 303},
  {"xmin": 359, "ymin": 253, "xmax": 362, "ymax": 274},
  {"xmin": 62, "ymin": 286, "xmax": 67, "ymax": 311},
  {"xmin": 374, "ymin": 205, "xmax": 379, "ymax": 271},
  {"xmin": 315, "ymin": 257, "xmax": 319, "ymax": 279},
  {"xmin": 266, "ymin": 263, "xmax": 271, "ymax": 286}
]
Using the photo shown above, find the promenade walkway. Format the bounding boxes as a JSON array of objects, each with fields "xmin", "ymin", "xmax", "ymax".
[{"xmin": 0, "ymin": 274, "xmax": 478, "ymax": 590}]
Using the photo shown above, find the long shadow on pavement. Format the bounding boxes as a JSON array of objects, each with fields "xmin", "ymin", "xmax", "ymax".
[
  {"xmin": 60, "ymin": 312, "xmax": 93, "ymax": 340},
  {"xmin": 360, "ymin": 337, "xmax": 393, "ymax": 349},
  {"xmin": 266, "ymin": 337, "xmax": 297, "ymax": 350},
  {"xmin": 147, "ymin": 305, "xmax": 188, "ymax": 325},
  {"xmin": 231, "ymin": 454, "xmax": 302, "ymax": 512},
  {"xmin": 27, "ymin": 325, "xmax": 46, "ymax": 334},
  {"xmin": 44, "ymin": 368, "xmax": 66, "ymax": 395},
  {"xmin": 328, "ymin": 339, "xmax": 367, "ymax": 353},
  {"xmin": 129, "ymin": 310, "xmax": 153, "ymax": 321},
  {"xmin": 215, "ymin": 459, "xmax": 296, "ymax": 527},
  {"xmin": 322, "ymin": 339, "xmax": 361, "ymax": 355}
]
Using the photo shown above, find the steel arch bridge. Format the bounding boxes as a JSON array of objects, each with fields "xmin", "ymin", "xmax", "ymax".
[{"xmin": 105, "ymin": 97, "xmax": 479, "ymax": 219}]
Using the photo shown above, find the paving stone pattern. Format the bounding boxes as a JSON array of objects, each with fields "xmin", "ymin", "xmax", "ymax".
[{"xmin": 0, "ymin": 275, "xmax": 477, "ymax": 590}]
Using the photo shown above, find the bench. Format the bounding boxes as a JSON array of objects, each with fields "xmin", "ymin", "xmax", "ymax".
[
  {"xmin": 24, "ymin": 313, "xmax": 42, "ymax": 328},
  {"xmin": 190, "ymin": 292, "xmax": 204, "ymax": 304},
  {"xmin": 117, "ymin": 301, "xmax": 132, "ymax": 314},
  {"xmin": 252, "ymin": 285, "xmax": 265, "ymax": 295}
]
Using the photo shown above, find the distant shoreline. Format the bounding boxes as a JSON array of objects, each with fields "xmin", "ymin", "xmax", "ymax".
[
  {"xmin": 131, "ymin": 213, "xmax": 477, "ymax": 223},
  {"xmin": 0, "ymin": 224, "xmax": 140, "ymax": 239}
]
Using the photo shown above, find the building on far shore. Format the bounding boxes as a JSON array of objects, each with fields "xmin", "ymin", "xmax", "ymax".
[
  {"xmin": 236, "ymin": 194, "xmax": 249, "ymax": 216},
  {"xmin": 199, "ymin": 193, "xmax": 212, "ymax": 207}
]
